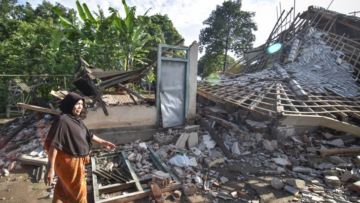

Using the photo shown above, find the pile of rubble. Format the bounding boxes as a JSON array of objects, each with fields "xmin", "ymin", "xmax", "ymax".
[
  {"xmin": 0, "ymin": 114, "xmax": 52, "ymax": 179},
  {"xmin": 0, "ymin": 105, "xmax": 359, "ymax": 202}
]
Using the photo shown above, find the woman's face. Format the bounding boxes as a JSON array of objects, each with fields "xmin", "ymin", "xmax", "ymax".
[{"xmin": 72, "ymin": 100, "xmax": 83, "ymax": 116}]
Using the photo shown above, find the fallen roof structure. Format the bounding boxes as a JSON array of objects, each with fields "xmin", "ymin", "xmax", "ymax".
[{"xmin": 198, "ymin": 6, "xmax": 360, "ymax": 136}]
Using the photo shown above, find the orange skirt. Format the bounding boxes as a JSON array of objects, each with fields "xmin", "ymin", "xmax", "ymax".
[{"xmin": 53, "ymin": 150, "xmax": 90, "ymax": 203}]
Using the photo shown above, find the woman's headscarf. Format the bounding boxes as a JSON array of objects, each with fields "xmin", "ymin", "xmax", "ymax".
[{"xmin": 59, "ymin": 92, "xmax": 84, "ymax": 114}]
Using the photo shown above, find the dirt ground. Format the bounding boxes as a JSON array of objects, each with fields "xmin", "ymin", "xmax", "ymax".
[{"xmin": 0, "ymin": 166, "xmax": 51, "ymax": 203}]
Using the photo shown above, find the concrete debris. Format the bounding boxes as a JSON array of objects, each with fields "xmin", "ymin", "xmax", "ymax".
[
  {"xmin": 245, "ymin": 120, "xmax": 268, "ymax": 132},
  {"xmin": 271, "ymin": 177, "xmax": 284, "ymax": 190},
  {"xmin": 175, "ymin": 133, "xmax": 190, "ymax": 149},
  {"xmin": 263, "ymin": 139, "xmax": 278, "ymax": 152},
  {"xmin": 272, "ymin": 157, "xmax": 292, "ymax": 167},
  {"xmin": 284, "ymin": 185, "xmax": 300, "ymax": 196},
  {"xmin": 324, "ymin": 176, "xmax": 342, "ymax": 188},
  {"xmin": 187, "ymin": 132, "xmax": 199, "ymax": 148},
  {"xmin": 231, "ymin": 142, "xmax": 241, "ymax": 155},
  {"xmin": 323, "ymin": 139, "xmax": 345, "ymax": 147},
  {"xmin": 219, "ymin": 176, "xmax": 229, "ymax": 184},
  {"xmin": 286, "ymin": 178, "xmax": 306, "ymax": 190},
  {"xmin": 2, "ymin": 14, "xmax": 360, "ymax": 202}
]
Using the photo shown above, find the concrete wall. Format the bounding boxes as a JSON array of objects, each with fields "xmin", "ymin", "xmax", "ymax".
[
  {"xmin": 85, "ymin": 105, "xmax": 157, "ymax": 129},
  {"xmin": 187, "ymin": 41, "xmax": 198, "ymax": 123}
]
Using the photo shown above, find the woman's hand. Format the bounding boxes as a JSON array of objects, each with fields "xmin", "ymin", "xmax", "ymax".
[
  {"xmin": 101, "ymin": 140, "xmax": 116, "ymax": 150},
  {"xmin": 92, "ymin": 134, "xmax": 116, "ymax": 150},
  {"xmin": 45, "ymin": 166, "xmax": 55, "ymax": 186}
]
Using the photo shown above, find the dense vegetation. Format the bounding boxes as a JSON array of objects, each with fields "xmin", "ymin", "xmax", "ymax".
[
  {"xmin": 199, "ymin": 0, "xmax": 256, "ymax": 77},
  {"xmin": 0, "ymin": 0, "xmax": 182, "ymax": 115}
]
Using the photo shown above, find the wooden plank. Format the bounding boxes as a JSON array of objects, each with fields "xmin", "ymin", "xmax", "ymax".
[
  {"xmin": 278, "ymin": 83, "xmax": 298, "ymax": 112},
  {"xmin": 116, "ymin": 83, "xmax": 145, "ymax": 101},
  {"xmin": 98, "ymin": 183, "xmax": 181, "ymax": 203},
  {"xmin": 318, "ymin": 147, "xmax": 360, "ymax": 157},
  {"xmin": 121, "ymin": 151, "xmax": 143, "ymax": 192},
  {"xmin": 276, "ymin": 83, "xmax": 284, "ymax": 114},
  {"xmin": 18, "ymin": 154, "xmax": 47, "ymax": 166},
  {"xmin": 92, "ymin": 157, "xmax": 100, "ymax": 202},
  {"xmin": 17, "ymin": 103, "xmax": 60, "ymax": 115},
  {"xmin": 249, "ymin": 83, "xmax": 276, "ymax": 110},
  {"xmin": 324, "ymin": 92, "xmax": 360, "ymax": 121},
  {"xmin": 205, "ymin": 115, "xmax": 242, "ymax": 134},
  {"xmin": 280, "ymin": 114, "xmax": 360, "ymax": 137},
  {"xmin": 282, "ymin": 110, "xmax": 360, "ymax": 114}
]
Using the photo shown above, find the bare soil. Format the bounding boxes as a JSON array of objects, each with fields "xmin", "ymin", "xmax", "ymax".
[{"xmin": 0, "ymin": 166, "xmax": 51, "ymax": 203}]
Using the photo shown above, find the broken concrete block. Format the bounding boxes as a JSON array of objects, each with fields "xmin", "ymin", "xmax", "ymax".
[
  {"xmin": 322, "ymin": 132, "xmax": 334, "ymax": 139},
  {"xmin": 324, "ymin": 176, "xmax": 341, "ymax": 188},
  {"xmin": 263, "ymin": 139, "xmax": 277, "ymax": 151},
  {"xmin": 259, "ymin": 192, "xmax": 276, "ymax": 202},
  {"xmin": 245, "ymin": 120, "xmax": 267, "ymax": 132},
  {"xmin": 272, "ymin": 157, "xmax": 291, "ymax": 167},
  {"xmin": 204, "ymin": 157, "xmax": 225, "ymax": 168},
  {"xmin": 190, "ymin": 147, "xmax": 202, "ymax": 156},
  {"xmin": 325, "ymin": 139, "xmax": 345, "ymax": 147},
  {"xmin": 292, "ymin": 166, "xmax": 315, "ymax": 174},
  {"xmin": 230, "ymin": 191, "xmax": 238, "ymax": 198},
  {"xmin": 271, "ymin": 177, "xmax": 284, "ymax": 190},
  {"xmin": 231, "ymin": 142, "xmax": 241, "ymax": 155},
  {"xmin": 284, "ymin": 185, "xmax": 300, "ymax": 196},
  {"xmin": 327, "ymin": 156, "xmax": 347, "ymax": 165},
  {"xmin": 286, "ymin": 179, "xmax": 306, "ymax": 190},
  {"xmin": 175, "ymin": 133, "xmax": 190, "ymax": 149},
  {"xmin": 323, "ymin": 169, "xmax": 339, "ymax": 176},
  {"xmin": 309, "ymin": 194, "xmax": 325, "ymax": 202},
  {"xmin": 317, "ymin": 162, "xmax": 334, "ymax": 170},
  {"xmin": 136, "ymin": 153, "xmax": 142, "ymax": 162},
  {"xmin": 128, "ymin": 152, "xmax": 136, "ymax": 161},
  {"xmin": 184, "ymin": 125, "xmax": 199, "ymax": 133},
  {"xmin": 187, "ymin": 132, "xmax": 198, "ymax": 148},
  {"xmin": 220, "ymin": 176, "xmax": 229, "ymax": 184},
  {"xmin": 255, "ymin": 133, "xmax": 263, "ymax": 143}
]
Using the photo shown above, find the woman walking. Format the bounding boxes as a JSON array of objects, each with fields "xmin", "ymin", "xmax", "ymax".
[{"xmin": 45, "ymin": 92, "xmax": 115, "ymax": 203}]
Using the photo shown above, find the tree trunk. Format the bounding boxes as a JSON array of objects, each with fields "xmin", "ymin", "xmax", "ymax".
[{"xmin": 223, "ymin": 28, "xmax": 231, "ymax": 73}]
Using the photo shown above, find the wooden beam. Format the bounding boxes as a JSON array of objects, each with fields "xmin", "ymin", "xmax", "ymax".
[
  {"xmin": 280, "ymin": 114, "xmax": 360, "ymax": 137},
  {"xmin": 18, "ymin": 154, "xmax": 47, "ymax": 166},
  {"xmin": 317, "ymin": 147, "xmax": 360, "ymax": 157},
  {"xmin": 17, "ymin": 103, "xmax": 60, "ymax": 115}
]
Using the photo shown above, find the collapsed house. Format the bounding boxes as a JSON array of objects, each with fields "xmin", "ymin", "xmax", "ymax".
[
  {"xmin": 0, "ymin": 6, "xmax": 360, "ymax": 203},
  {"xmin": 198, "ymin": 6, "xmax": 360, "ymax": 137}
]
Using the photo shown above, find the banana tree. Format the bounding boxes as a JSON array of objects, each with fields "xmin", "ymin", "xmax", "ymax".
[{"xmin": 110, "ymin": 0, "xmax": 152, "ymax": 71}]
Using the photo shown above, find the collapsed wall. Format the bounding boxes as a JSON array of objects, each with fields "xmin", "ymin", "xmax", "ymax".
[{"xmin": 198, "ymin": 7, "xmax": 360, "ymax": 137}]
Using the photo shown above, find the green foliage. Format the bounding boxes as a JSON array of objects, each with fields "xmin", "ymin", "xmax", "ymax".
[
  {"xmin": 198, "ymin": 53, "xmax": 235, "ymax": 78},
  {"xmin": 199, "ymin": 1, "xmax": 256, "ymax": 72},
  {"xmin": 142, "ymin": 14, "xmax": 183, "ymax": 61},
  {"xmin": 0, "ymin": 0, "xmax": 183, "ymax": 114}
]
